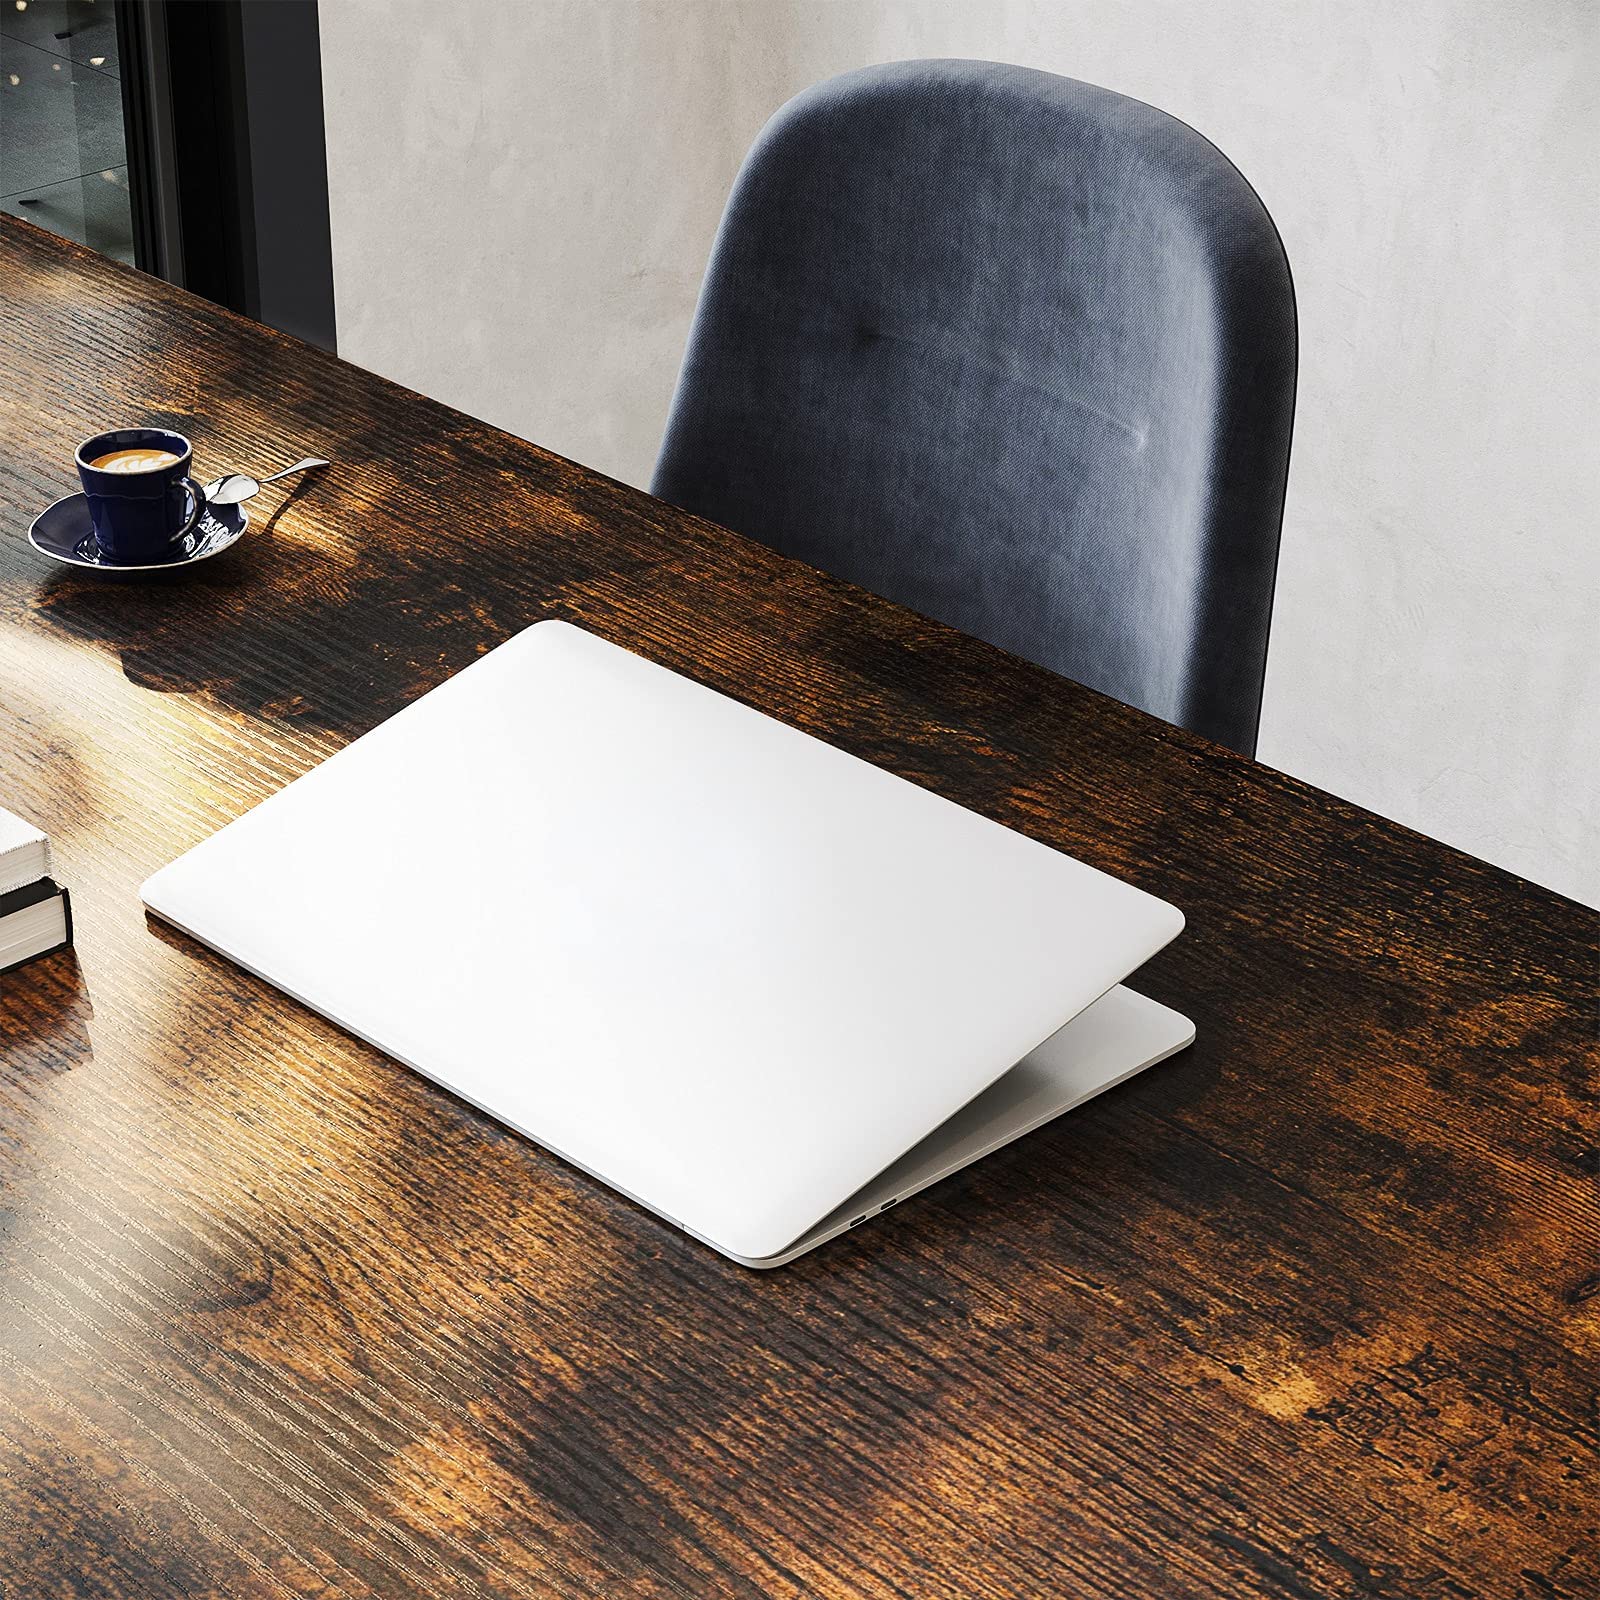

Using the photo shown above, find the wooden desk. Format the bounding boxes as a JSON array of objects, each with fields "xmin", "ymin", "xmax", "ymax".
[{"xmin": 1, "ymin": 216, "xmax": 1595, "ymax": 1600}]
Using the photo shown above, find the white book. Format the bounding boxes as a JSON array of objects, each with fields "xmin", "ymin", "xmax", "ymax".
[{"xmin": 0, "ymin": 805, "xmax": 52, "ymax": 897}]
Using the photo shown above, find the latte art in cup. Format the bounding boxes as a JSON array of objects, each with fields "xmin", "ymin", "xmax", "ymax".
[{"xmin": 88, "ymin": 447, "xmax": 184, "ymax": 474}]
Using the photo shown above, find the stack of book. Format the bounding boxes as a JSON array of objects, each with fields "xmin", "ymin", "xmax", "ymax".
[{"xmin": 1, "ymin": 805, "xmax": 72, "ymax": 975}]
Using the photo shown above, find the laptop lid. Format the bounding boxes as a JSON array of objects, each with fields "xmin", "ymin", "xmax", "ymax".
[{"xmin": 142, "ymin": 621, "xmax": 1183, "ymax": 1262}]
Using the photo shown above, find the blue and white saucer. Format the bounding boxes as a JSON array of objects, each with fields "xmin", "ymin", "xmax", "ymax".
[{"xmin": 28, "ymin": 488, "xmax": 247, "ymax": 573}]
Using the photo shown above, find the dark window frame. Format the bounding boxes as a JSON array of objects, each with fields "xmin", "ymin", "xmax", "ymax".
[{"xmin": 116, "ymin": 0, "xmax": 335, "ymax": 352}]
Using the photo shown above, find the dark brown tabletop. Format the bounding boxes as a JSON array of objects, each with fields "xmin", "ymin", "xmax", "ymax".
[{"xmin": 1, "ymin": 215, "xmax": 1596, "ymax": 1600}]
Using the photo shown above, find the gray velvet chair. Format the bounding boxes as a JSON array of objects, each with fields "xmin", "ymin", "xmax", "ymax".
[{"xmin": 653, "ymin": 60, "xmax": 1297, "ymax": 755}]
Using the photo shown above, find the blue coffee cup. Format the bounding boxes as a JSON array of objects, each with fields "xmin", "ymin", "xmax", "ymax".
[{"xmin": 75, "ymin": 427, "xmax": 199, "ymax": 562}]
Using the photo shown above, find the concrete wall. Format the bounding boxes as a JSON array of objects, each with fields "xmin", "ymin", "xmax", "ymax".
[{"xmin": 319, "ymin": 0, "xmax": 1600, "ymax": 906}]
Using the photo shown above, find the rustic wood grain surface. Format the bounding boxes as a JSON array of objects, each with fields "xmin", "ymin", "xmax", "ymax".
[{"xmin": 1, "ymin": 215, "xmax": 1596, "ymax": 1600}]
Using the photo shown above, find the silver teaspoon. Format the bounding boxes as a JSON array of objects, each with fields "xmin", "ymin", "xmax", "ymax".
[{"xmin": 202, "ymin": 456, "xmax": 330, "ymax": 506}]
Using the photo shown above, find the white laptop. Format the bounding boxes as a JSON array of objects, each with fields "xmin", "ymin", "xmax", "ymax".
[{"xmin": 142, "ymin": 621, "xmax": 1192, "ymax": 1267}]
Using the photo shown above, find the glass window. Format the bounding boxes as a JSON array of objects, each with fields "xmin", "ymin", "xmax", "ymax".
[{"xmin": 1, "ymin": 0, "xmax": 133, "ymax": 262}]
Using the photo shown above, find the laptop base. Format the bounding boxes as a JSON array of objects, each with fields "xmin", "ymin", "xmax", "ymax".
[{"xmin": 734, "ymin": 984, "xmax": 1194, "ymax": 1267}]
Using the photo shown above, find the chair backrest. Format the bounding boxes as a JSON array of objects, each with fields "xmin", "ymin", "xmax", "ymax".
[{"xmin": 652, "ymin": 60, "xmax": 1296, "ymax": 754}]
